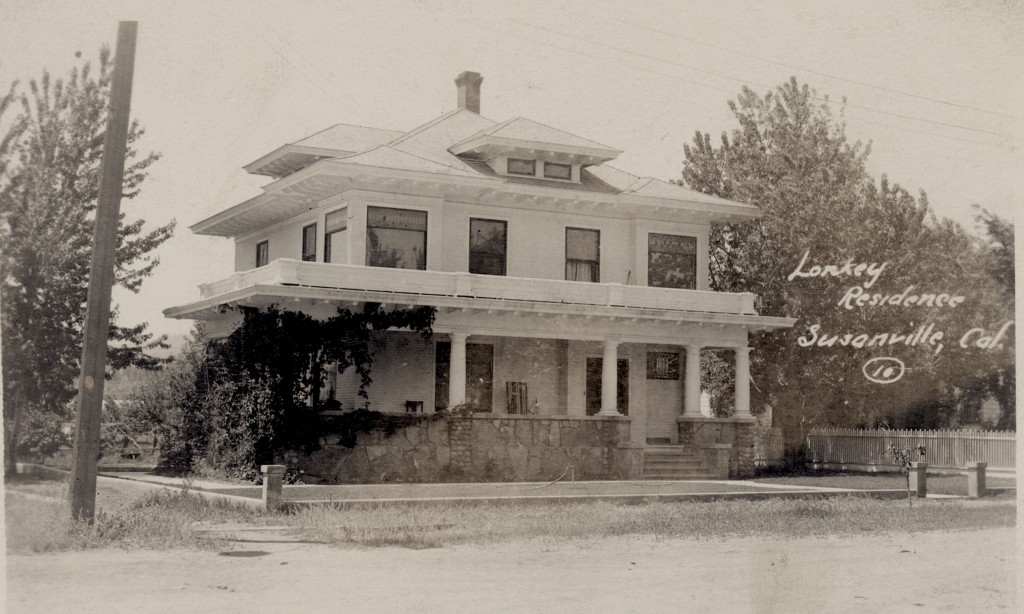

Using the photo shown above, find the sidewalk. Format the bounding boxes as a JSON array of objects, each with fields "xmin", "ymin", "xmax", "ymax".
[{"xmin": 98, "ymin": 470, "xmax": 911, "ymax": 508}]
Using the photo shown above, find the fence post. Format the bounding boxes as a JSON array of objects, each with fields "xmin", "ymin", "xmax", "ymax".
[
  {"xmin": 967, "ymin": 461, "xmax": 986, "ymax": 498},
  {"xmin": 909, "ymin": 462, "xmax": 928, "ymax": 498},
  {"xmin": 261, "ymin": 464, "xmax": 286, "ymax": 511}
]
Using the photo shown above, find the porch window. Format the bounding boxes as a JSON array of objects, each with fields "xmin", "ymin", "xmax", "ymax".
[
  {"xmin": 566, "ymin": 227, "xmax": 600, "ymax": 282},
  {"xmin": 301, "ymin": 223, "xmax": 317, "ymax": 262},
  {"xmin": 255, "ymin": 240, "xmax": 269, "ymax": 268},
  {"xmin": 646, "ymin": 352, "xmax": 680, "ymax": 380},
  {"xmin": 435, "ymin": 342, "xmax": 494, "ymax": 412},
  {"xmin": 507, "ymin": 158, "xmax": 535, "ymax": 176},
  {"xmin": 585, "ymin": 357, "xmax": 628, "ymax": 415},
  {"xmin": 469, "ymin": 218, "xmax": 507, "ymax": 276},
  {"xmin": 366, "ymin": 206, "xmax": 427, "ymax": 270},
  {"xmin": 324, "ymin": 208, "xmax": 348, "ymax": 263},
  {"xmin": 648, "ymin": 233, "xmax": 697, "ymax": 289}
]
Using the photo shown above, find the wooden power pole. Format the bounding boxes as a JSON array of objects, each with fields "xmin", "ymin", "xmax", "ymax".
[{"xmin": 68, "ymin": 21, "xmax": 139, "ymax": 522}]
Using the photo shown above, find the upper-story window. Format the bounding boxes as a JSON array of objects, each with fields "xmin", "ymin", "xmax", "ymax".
[
  {"xmin": 507, "ymin": 158, "xmax": 536, "ymax": 176},
  {"xmin": 469, "ymin": 218, "xmax": 507, "ymax": 276},
  {"xmin": 255, "ymin": 240, "xmax": 269, "ymax": 268},
  {"xmin": 324, "ymin": 208, "xmax": 348, "ymax": 263},
  {"xmin": 366, "ymin": 206, "xmax": 427, "ymax": 270},
  {"xmin": 648, "ymin": 233, "xmax": 697, "ymax": 289},
  {"xmin": 301, "ymin": 223, "xmax": 317, "ymax": 262},
  {"xmin": 544, "ymin": 162, "xmax": 571, "ymax": 180},
  {"xmin": 565, "ymin": 227, "xmax": 599, "ymax": 282}
]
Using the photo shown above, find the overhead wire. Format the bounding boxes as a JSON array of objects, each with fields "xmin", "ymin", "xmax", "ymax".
[
  {"xmin": 464, "ymin": 16, "xmax": 1007, "ymax": 148},
  {"xmin": 468, "ymin": 15, "xmax": 1011, "ymax": 149},
  {"xmin": 612, "ymin": 17, "xmax": 1018, "ymax": 121},
  {"xmin": 514, "ymin": 20, "xmax": 1011, "ymax": 140}
]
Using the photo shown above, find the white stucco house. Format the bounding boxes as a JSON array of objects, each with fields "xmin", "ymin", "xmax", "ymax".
[{"xmin": 165, "ymin": 72, "xmax": 794, "ymax": 480}]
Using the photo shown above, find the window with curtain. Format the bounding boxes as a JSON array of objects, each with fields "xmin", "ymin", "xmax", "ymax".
[
  {"xmin": 648, "ymin": 233, "xmax": 697, "ymax": 289},
  {"xmin": 323, "ymin": 208, "xmax": 348, "ymax": 263},
  {"xmin": 366, "ymin": 206, "xmax": 427, "ymax": 270},
  {"xmin": 301, "ymin": 223, "xmax": 317, "ymax": 262},
  {"xmin": 565, "ymin": 227, "xmax": 599, "ymax": 282},
  {"xmin": 469, "ymin": 218, "xmax": 507, "ymax": 275},
  {"xmin": 255, "ymin": 240, "xmax": 269, "ymax": 268}
]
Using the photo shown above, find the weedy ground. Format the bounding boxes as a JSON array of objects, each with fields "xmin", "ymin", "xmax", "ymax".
[{"xmin": 4, "ymin": 474, "xmax": 1015, "ymax": 552}]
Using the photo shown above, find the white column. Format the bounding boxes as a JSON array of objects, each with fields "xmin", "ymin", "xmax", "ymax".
[
  {"xmin": 598, "ymin": 340, "xmax": 620, "ymax": 416},
  {"xmin": 683, "ymin": 345, "xmax": 702, "ymax": 417},
  {"xmin": 734, "ymin": 346, "xmax": 752, "ymax": 417},
  {"xmin": 449, "ymin": 333, "xmax": 468, "ymax": 408}
]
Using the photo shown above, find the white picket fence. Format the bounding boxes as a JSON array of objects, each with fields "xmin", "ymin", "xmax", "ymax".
[{"xmin": 806, "ymin": 428, "xmax": 1016, "ymax": 472}]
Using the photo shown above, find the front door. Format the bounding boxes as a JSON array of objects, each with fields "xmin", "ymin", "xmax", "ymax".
[{"xmin": 585, "ymin": 357, "xmax": 628, "ymax": 415}]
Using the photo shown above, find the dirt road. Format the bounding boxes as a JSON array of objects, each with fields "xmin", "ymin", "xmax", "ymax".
[{"xmin": 5, "ymin": 527, "xmax": 1016, "ymax": 613}]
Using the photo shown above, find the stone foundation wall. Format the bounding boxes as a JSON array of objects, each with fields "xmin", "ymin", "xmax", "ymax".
[
  {"xmin": 678, "ymin": 416, "xmax": 757, "ymax": 478},
  {"xmin": 296, "ymin": 415, "xmax": 642, "ymax": 483}
]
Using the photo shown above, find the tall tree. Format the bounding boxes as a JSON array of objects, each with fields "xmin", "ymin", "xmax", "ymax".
[
  {"xmin": 0, "ymin": 48, "xmax": 174, "ymax": 476},
  {"xmin": 972, "ymin": 207, "xmax": 1015, "ymax": 429},
  {"xmin": 681, "ymin": 78, "xmax": 1011, "ymax": 442}
]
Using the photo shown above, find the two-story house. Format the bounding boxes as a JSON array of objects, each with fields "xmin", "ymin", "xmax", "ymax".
[{"xmin": 165, "ymin": 72, "xmax": 794, "ymax": 480}]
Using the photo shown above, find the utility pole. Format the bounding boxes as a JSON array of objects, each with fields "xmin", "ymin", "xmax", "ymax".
[{"xmin": 68, "ymin": 21, "xmax": 138, "ymax": 522}]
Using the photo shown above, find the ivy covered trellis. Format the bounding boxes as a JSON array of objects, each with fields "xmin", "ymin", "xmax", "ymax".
[{"xmin": 190, "ymin": 302, "xmax": 436, "ymax": 477}]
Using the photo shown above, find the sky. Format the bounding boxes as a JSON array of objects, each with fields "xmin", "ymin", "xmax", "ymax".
[{"xmin": 1, "ymin": 0, "xmax": 1021, "ymax": 344}]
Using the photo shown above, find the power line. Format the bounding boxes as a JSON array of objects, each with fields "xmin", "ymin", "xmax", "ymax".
[
  {"xmin": 236, "ymin": 14, "xmax": 367, "ymax": 123},
  {"xmin": 613, "ymin": 17, "xmax": 1019, "ymax": 121},
  {"xmin": 468, "ymin": 18, "xmax": 1007, "ymax": 149},
  {"xmin": 515, "ymin": 20, "xmax": 1011, "ymax": 140}
]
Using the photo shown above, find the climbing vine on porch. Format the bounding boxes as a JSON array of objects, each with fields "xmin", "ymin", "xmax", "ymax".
[{"xmin": 171, "ymin": 303, "xmax": 436, "ymax": 478}]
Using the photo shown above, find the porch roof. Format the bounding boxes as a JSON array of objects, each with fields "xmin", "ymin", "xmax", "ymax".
[{"xmin": 163, "ymin": 260, "xmax": 795, "ymax": 341}]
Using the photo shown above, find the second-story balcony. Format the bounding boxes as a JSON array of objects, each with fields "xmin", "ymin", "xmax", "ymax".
[{"xmin": 189, "ymin": 258, "xmax": 761, "ymax": 318}]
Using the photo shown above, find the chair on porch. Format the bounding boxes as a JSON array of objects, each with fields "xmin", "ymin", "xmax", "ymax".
[{"xmin": 506, "ymin": 381, "xmax": 529, "ymax": 415}]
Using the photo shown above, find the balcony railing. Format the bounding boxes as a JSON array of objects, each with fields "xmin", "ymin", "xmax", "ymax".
[{"xmin": 198, "ymin": 259, "xmax": 758, "ymax": 315}]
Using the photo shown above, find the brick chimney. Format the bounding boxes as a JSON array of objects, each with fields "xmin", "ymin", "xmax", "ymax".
[{"xmin": 455, "ymin": 71, "xmax": 483, "ymax": 114}]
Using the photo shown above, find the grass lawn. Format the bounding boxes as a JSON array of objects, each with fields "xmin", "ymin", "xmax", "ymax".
[
  {"xmin": 5, "ymin": 474, "xmax": 1016, "ymax": 553},
  {"xmin": 755, "ymin": 472, "xmax": 1017, "ymax": 496}
]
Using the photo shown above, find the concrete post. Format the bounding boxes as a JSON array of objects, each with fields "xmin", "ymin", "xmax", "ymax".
[
  {"xmin": 449, "ymin": 333, "xmax": 468, "ymax": 408},
  {"xmin": 909, "ymin": 462, "xmax": 928, "ymax": 498},
  {"xmin": 682, "ymin": 345, "xmax": 702, "ymax": 417},
  {"xmin": 967, "ymin": 461, "xmax": 987, "ymax": 498},
  {"xmin": 598, "ymin": 340, "xmax": 620, "ymax": 416},
  {"xmin": 734, "ymin": 347, "xmax": 752, "ymax": 417},
  {"xmin": 261, "ymin": 464, "xmax": 286, "ymax": 511}
]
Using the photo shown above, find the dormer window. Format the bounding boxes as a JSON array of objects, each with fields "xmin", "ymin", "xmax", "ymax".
[
  {"xmin": 507, "ymin": 158, "xmax": 536, "ymax": 176},
  {"xmin": 543, "ymin": 162, "xmax": 572, "ymax": 180}
]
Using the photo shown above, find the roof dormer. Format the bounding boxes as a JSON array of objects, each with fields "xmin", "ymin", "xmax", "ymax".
[{"xmin": 448, "ymin": 116, "xmax": 622, "ymax": 176}]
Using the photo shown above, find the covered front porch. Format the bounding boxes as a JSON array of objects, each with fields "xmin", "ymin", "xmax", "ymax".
[{"xmin": 328, "ymin": 305, "xmax": 769, "ymax": 477}]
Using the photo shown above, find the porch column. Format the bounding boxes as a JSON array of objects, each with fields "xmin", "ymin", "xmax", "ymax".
[
  {"xmin": 598, "ymin": 340, "xmax": 620, "ymax": 416},
  {"xmin": 682, "ymin": 345, "xmax": 702, "ymax": 417},
  {"xmin": 734, "ymin": 346, "xmax": 752, "ymax": 417},
  {"xmin": 449, "ymin": 333, "xmax": 468, "ymax": 408}
]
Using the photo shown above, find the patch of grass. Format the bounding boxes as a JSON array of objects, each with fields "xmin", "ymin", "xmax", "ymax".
[
  {"xmin": 7, "ymin": 474, "xmax": 1017, "ymax": 552},
  {"xmin": 5, "ymin": 476, "xmax": 262, "ymax": 554},
  {"xmin": 286, "ymin": 496, "xmax": 1016, "ymax": 549}
]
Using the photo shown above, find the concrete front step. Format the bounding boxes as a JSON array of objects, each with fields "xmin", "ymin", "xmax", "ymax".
[{"xmin": 643, "ymin": 446, "xmax": 715, "ymax": 480}]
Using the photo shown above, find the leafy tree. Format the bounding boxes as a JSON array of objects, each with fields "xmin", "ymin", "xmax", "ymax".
[
  {"xmin": 680, "ymin": 78, "xmax": 1012, "ymax": 442},
  {"xmin": 972, "ymin": 207, "xmax": 1015, "ymax": 429},
  {"xmin": 0, "ymin": 48, "xmax": 174, "ymax": 476}
]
